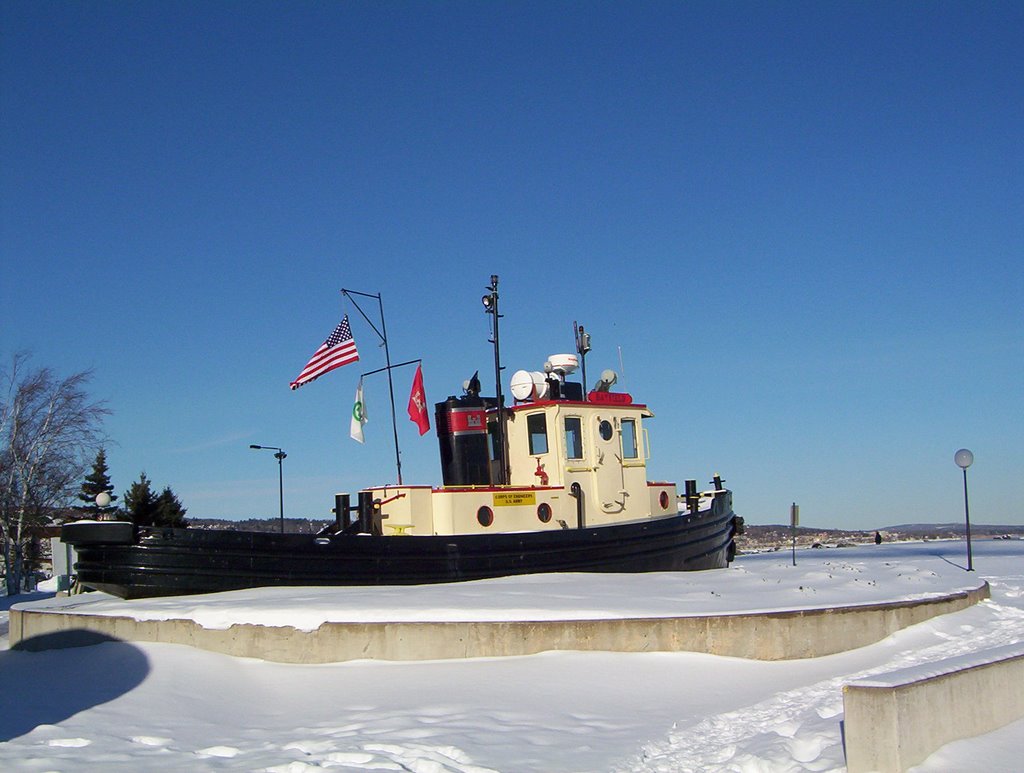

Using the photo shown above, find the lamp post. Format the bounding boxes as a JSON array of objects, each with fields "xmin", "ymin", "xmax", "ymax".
[
  {"xmin": 250, "ymin": 444, "xmax": 286, "ymax": 533},
  {"xmin": 954, "ymin": 448, "xmax": 974, "ymax": 572}
]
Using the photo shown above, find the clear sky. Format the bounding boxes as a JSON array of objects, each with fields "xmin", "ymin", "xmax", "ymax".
[{"xmin": 2, "ymin": 2, "xmax": 1021, "ymax": 529}]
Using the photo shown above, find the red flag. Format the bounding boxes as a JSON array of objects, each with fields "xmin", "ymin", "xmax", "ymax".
[{"xmin": 407, "ymin": 364, "xmax": 430, "ymax": 435}]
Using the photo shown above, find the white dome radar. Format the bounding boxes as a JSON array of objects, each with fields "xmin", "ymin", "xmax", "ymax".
[
  {"xmin": 545, "ymin": 354, "xmax": 579, "ymax": 378},
  {"xmin": 510, "ymin": 370, "xmax": 550, "ymax": 402}
]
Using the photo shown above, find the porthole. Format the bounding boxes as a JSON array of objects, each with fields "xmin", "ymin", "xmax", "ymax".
[
  {"xmin": 477, "ymin": 506, "xmax": 494, "ymax": 527},
  {"xmin": 598, "ymin": 419, "xmax": 613, "ymax": 441},
  {"xmin": 659, "ymin": 491, "xmax": 670, "ymax": 510},
  {"xmin": 537, "ymin": 502, "xmax": 552, "ymax": 523}
]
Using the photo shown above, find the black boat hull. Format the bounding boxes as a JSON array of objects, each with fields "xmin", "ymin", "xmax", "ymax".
[{"xmin": 64, "ymin": 493, "xmax": 739, "ymax": 599}]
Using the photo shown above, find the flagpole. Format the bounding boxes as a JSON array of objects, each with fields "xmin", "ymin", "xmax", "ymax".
[
  {"xmin": 342, "ymin": 288, "xmax": 403, "ymax": 485},
  {"xmin": 361, "ymin": 358, "xmax": 422, "ymax": 378}
]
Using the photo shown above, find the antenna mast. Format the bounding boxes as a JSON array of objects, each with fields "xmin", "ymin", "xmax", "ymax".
[
  {"xmin": 574, "ymin": 321, "xmax": 591, "ymax": 399},
  {"xmin": 482, "ymin": 275, "xmax": 508, "ymax": 485}
]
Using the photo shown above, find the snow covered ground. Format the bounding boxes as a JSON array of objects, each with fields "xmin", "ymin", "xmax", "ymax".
[{"xmin": 2, "ymin": 539, "xmax": 1022, "ymax": 772}]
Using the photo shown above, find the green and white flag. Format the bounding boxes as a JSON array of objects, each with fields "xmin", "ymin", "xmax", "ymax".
[{"xmin": 350, "ymin": 378, "xmax": 367, "ymax": 443}]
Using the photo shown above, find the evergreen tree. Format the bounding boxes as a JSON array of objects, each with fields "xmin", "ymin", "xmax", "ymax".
[
  {"xmin": 123, "ymin": 472, "xmax": 158, "ymax": 526},
  {"xmin": 154, "ymin": 485, "xmax": 188, "ymax": 528},
  {"xmin": 76, "ymin": 449, "xmax": 118, "ymax": 518}
]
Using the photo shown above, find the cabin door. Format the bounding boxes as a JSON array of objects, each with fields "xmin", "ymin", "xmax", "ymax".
[{"xmin": 593, "ymin": 416, "xmax": 626, "ymax": 513}]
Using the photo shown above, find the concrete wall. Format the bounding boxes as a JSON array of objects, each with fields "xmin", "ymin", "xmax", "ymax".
[
  {"xmin": 11, "ymin": 582, "xmax": 988, "ymax": 664},
  {"xmin": 843, "ymin": 643, "xmax": 1024, "ymax": 772}
]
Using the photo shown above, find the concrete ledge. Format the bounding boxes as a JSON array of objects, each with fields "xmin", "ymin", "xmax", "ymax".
[
  {"xmin": 11, "ymin": 582, "xmax": 988, "ymax": 663},
  {"xmin": 843, "ymin": 641, "xmax": 1024, "ymax": 772}
]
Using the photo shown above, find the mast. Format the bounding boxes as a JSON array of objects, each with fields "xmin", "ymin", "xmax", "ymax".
[
  {"xmin": 574, "ymin": 321, "xmax": 591, "ymax": 399},
  {"xmin": 482, "ymin": 274, "xmax": 508, "ymax": 485},
  {"xmin": 342, "ymin": 288, "xmax": 403, "ymax": 485}
]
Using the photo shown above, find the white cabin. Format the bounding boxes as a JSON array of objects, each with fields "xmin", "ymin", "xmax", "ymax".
[{"xmin": 363, "ymin": 357, "xmax": 678, "ymax": 536}]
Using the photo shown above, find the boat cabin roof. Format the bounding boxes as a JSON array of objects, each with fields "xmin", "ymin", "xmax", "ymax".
[{"xmin": 506, "ymin": 392, "xmax": 652, "ymax": 418}]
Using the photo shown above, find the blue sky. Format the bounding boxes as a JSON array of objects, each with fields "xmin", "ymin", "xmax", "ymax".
[{"xmin": 2, "ymin": 2, "xmax": 1021, "ymax": 529}]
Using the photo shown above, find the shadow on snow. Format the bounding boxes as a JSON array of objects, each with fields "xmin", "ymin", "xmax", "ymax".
[{"xmin": 0, "ymin": 631, "xmax": 150, "ymax": 742}]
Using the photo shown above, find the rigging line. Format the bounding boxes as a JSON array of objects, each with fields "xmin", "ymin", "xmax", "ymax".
[{"xmin": 340, "ymin": 288, "xmax": 385, "ymax": 343}]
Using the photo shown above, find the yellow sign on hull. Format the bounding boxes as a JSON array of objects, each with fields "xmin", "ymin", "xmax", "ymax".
[{"xmin": 493, "ymin": 491, "xmax": 537, "ymax": 507}]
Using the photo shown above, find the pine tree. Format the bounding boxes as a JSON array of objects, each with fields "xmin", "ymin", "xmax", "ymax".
[
  {"xmin": 154, "ymin": 486, "xmax": 188, "ymax": 528},
  {"xmin": 76, "ymin": 449, "xmax": 118, "ymax": 518},
  {"xmin": 123, "ymin": 472, "xmax": 157, "ymax": 526}
]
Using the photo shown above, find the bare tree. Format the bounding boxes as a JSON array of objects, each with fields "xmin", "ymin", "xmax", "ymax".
[{"xmin": 1, "ymin": 352, "xmax": 108, "ymax": 594}]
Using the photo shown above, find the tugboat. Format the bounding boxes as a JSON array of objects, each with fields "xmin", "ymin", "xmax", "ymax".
[{"xmin": 63, "ymin": 277, "xmax": 742, "ymax": 598}]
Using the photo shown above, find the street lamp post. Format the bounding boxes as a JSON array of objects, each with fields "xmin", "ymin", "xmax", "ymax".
[
  {"xmin": 250, "ymin": 444, "xmax": 287, "ymax": 534},
  {"xmin": 954, "ymin": 448, "xmax": 974, "ymax": 572}
]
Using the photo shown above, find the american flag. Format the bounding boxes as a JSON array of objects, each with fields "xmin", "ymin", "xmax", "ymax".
[{"xmin": 290, "ymin": 315, "xmax": 360, "ymax": 390}]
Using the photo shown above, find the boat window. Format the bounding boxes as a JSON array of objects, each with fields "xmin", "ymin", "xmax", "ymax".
[
  {"xmin": 527, "ymin": 413, "xmax": 548, "ymax": 455},
  {"xmin": 598, "ymin": 419, "xmax": 613, "ymax": 441},
  {"xmin": 564, "ymin": 416, "xmax": 583, "ymax": 460},
  {"xmin": 621, "ymin": 418, "xmax": 638, "ymax": 459}
]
